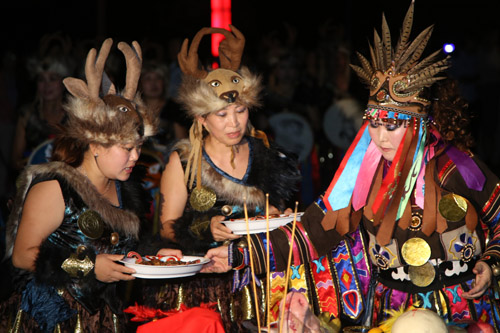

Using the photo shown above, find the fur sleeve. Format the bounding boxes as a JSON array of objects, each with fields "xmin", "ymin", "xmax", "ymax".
[
  {"xmin": 171, "ymin": 210, "xmax": 216, "ymax": 254},
  {"xmin": 248, "ymin": 139, "xmax": 301, "ymax": 211}
]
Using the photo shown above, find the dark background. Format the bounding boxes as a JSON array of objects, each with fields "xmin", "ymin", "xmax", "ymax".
[
  {"xmin": 1, "ymin": 0, "xmax": 499, "ymax": 204},
  {"xmin": 1, "ymin": 0, "xmax": 497, "ymax": 55}
]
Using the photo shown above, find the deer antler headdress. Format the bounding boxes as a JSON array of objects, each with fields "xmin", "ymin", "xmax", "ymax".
[
  {"xmin": 322, "ymin": 1, "xmax": 453, "ymax": 245},
  {"xmin": 176, "ymin": 24, "xmax": 262, "ymax": 118},
  {"xmin": 176, "ymin": 25, "xmax": 267, "ymax": 190},
  {"xmin": 62, "ymin": 38, "xmax": 158, "ymax": 146}
]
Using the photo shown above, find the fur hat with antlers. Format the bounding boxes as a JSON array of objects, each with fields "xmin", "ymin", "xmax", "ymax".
[
  {"xmin": 176, "ymin": 25, "xmax": 268, "ymax": 189},
  {"xmin": 176, "ymin": 25, "xmax": 262, "ymax": 118},
  {"xmin": 62, "ymin": 38, "xmax": 159, "ymax": 146}
]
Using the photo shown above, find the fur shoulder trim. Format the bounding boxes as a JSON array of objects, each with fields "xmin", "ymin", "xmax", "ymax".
[
  {"xmin": 5, "ymin": 162, "xmax": 140, "ymax": 258},
  {"xmin": 174, "ymin": 139, "xmax": 264, "ymax": 209}
]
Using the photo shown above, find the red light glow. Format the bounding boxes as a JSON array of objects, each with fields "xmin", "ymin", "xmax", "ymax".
[{"xmin": 211, "ymin": 0, "xmax": 231, "ymax": 68}]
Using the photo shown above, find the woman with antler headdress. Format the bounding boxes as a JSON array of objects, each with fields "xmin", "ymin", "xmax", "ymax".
[
  {"xmin": 204, "ymin": 3, "xmax": 500, "ymax": 331},
  {"xmin": 0, "ymin": 38, "xmax": 181, "ymax": 332},
  {"xmin": 143, "ymin": 25, "xmax": 300, "ymax": 331}
]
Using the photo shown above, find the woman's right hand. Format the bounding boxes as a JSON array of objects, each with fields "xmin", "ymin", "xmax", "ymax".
[
  {"xmin": 201, "ymin": 246, "xmax": 231, "ymax": 273},
  {"xmin": 210, "ymin": 215, "xmax": 240, "ymax": 242},
  {"xmin": 95, "ymin": 253, "xmax": 136, "ymax": 283}
]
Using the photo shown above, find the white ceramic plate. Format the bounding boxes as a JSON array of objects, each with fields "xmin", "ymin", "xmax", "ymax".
[
  {"xmin": 120, "ymin": 255, "xmax": 209, "ymax": 279},
  {"xmin": 222, "ymin": 212, "xmax": 304, "ymax": 235}
]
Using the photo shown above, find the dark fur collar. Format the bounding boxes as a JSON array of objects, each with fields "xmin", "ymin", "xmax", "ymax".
[
  {"xmin": 5, "ymin": 162, "xmax": 140, "ymax": 258},
  {"xmin": 175, "ymin": 137, "xmax": 300, "ymax": 211}
]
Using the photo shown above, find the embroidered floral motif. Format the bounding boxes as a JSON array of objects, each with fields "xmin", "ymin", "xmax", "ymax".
[
  {"xmin": 454, "ymin": 233, "xmax": 475, "ymax": 262},
  {"xmin": 372, "ymin": 244, "xmax": 391, "ymax": 270}
]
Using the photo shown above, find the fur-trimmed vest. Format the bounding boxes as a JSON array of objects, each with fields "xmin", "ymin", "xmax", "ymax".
[
  {"xmin": 5, "ymin": 162, "xmax": 150, "ymax": 316},
  {"xmin": 172, "ymin": 136, "xmax": 301, "ymax": 254}
]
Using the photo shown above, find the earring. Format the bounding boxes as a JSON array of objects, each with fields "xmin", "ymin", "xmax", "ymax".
[{"xmin": 94, "ymin": 154, "xmax": 98, "ymax": 157}]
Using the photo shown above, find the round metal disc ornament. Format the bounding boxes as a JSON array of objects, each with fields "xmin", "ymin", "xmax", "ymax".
[
  {"xmin": 438, "ymin": 193, "xmax": 468, "ymax": 222},
  {"xmin": 190, "ymin": 186, "xmax": 217, "ymax": 212},
  {"xmin": 408, "ymin": 261, "xmax": 436, "ymax": 287},
  {"xmin": 110, "ymin": 232, "xmax": 120, "ymax": 245},
  {"xmin": 409, "ymin": 212, "xmax": 422, "ymax": 231},
  {"xmin": 77, "ymin": 210, "xmax": 104, "ymax": 239},
  {"xmin": 221, "ymin": 205, "xmax": 233, "ymax": 216},
  {"xmin": 401, "ymin": 237, "xmax": 431, "ymax": 266}
]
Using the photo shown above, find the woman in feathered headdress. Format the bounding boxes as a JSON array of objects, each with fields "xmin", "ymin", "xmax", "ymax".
[{"xmin": 204, "ymin": 2, "xmax": 500, "ymax": 330}]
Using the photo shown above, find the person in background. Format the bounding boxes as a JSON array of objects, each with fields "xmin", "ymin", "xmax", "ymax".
[
  {"xmin": 139, "ymin": 60, "xmax": 189, "ymax": 151},
  {"xmin": 10, "ymin": 33, "xmax": 75, "ymax": 173}
]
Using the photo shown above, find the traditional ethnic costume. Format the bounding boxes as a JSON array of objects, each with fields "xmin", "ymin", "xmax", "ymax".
[
  {"xmin": 228, "ymin": 3, "xmax": 500, "ymax": 331},
  {"xmin": 141, "ymin": 26, "xmax": 301, "ymax": 332},
  {"xmin": 0, "ymin": 38, "xmax": 161, "ymax": 332}
]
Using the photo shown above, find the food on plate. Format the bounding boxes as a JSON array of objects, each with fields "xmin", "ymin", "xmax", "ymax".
[
  {"xmin": 140, "ymin": 258, "xmax": 201, "ymax": 266},
  {"xmin": 125, "ymin": 251, "xmax": 201, "ymax": 266}
]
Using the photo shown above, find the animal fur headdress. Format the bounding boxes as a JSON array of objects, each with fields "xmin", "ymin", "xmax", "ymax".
[
  {"xmin": 176, "ymin": 25, "xmax": 268, "ymax": 189},
  {"xmin": 176, "ymin": 25, "xmax": 262, "ymax": 117},
  {"xmin": 62, "ymin": 38, "xmax": 159, "ymax": 146}
]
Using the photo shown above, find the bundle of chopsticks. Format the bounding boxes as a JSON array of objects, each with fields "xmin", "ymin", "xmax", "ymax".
[{"xmin": 243, "ymin": 194, "xmax": 299, "ymax": 333}]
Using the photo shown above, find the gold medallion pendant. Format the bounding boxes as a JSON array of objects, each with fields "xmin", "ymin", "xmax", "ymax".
[
  {"xmin": 190, "ymin": 186, "xmax": 217, "ymax": 211},
  {"xmin": 77, "ymin": 210, "xmax": 104, "ymax": 239},
  {"xmin": 401, "ymin": 237, "xmax": 431, "ymax": 266},
  {"xmin": 408, "ymin": 261, "xmax": 436, "ymax": 287},
  {"xmin": 438, "ymin": 193, "xmax": 468, "ymax": 222}
]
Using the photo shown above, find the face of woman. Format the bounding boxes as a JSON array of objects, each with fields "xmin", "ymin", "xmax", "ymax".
[
  {"xmin": 37, "ymin": 71, "xmax": 64, "ymax": 102},
  {"xmin": 94, "ymin": 143, "xmax": 142, "ymax": 181},
  {"xmin": 140, "ymin": 71, "xmax": 165, "ymax": 99},
  {"xmin": 367, "ymin": 119, "xmax": 406, "ymax": 161},
  {"xmin": 200, "ymin": 104, "xmax": 249, "ymax": 146}
]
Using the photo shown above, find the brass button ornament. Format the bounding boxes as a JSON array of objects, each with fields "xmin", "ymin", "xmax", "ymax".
[
  {"xmin": 401, "ymin": 237, "xmax": 431, "ymax": 266},
  {"xmin": 110, "ymin": 232, "xmax": 119, "ymax": 245},
  {"xmin": 190, "ymin": 186, "xmax": 217, "ymax": 211},
  {"xmin": 408, "ymin": 261, "xmax": 435, "ymax": 287},
  {"xmin": 221, "ymin": 205, "xmax": 233, "ymax": 216},
  {"xmin": 492, "ymin": 265, "xmax": 500, "ymax": 277},
  {"xmin": 77, "ymin": 210, "xmax": 104, "ymax": 239},
  {"xmin": 409, "ymin": 212, "xmax": 423, "ymax": 231},
  {"xmin": 438, "ymin": 193, "xmax": 468, "ymax": 222}
]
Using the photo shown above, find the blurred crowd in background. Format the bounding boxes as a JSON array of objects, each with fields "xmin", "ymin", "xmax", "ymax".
[{"xmin": 1, "ymin": 15, "xmax": 499, "ymax": 257}]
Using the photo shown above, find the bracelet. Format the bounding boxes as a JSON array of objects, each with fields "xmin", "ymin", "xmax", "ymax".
[
  {"xmin": 233, "ymin": 248, "xmax": 247, "ymax": 271},
  {"xmin": 228, "ymin": 241, "xmax": 234, "ymax": 267}
]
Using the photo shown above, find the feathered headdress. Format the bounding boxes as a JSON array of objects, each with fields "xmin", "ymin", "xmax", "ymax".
[
  {"xmin": 322, "ymin": 1, "xmax": 454, "ymax": 245},
  {"xmin": 62, "ymin": 38, "xmax": 158, "ymax": 146}
]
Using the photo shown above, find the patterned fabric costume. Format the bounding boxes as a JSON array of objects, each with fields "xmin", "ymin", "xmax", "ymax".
[
  {"xmin": 0, "ymin": 162, "xmax": 150, "ymax": 332},
  {"xmin": 226, "ymin": 2, "xmax": 500, "ymax": 331},
  {"xmin": 238, "ymin": 148, "xmax": 500, "ymax": 330}
]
